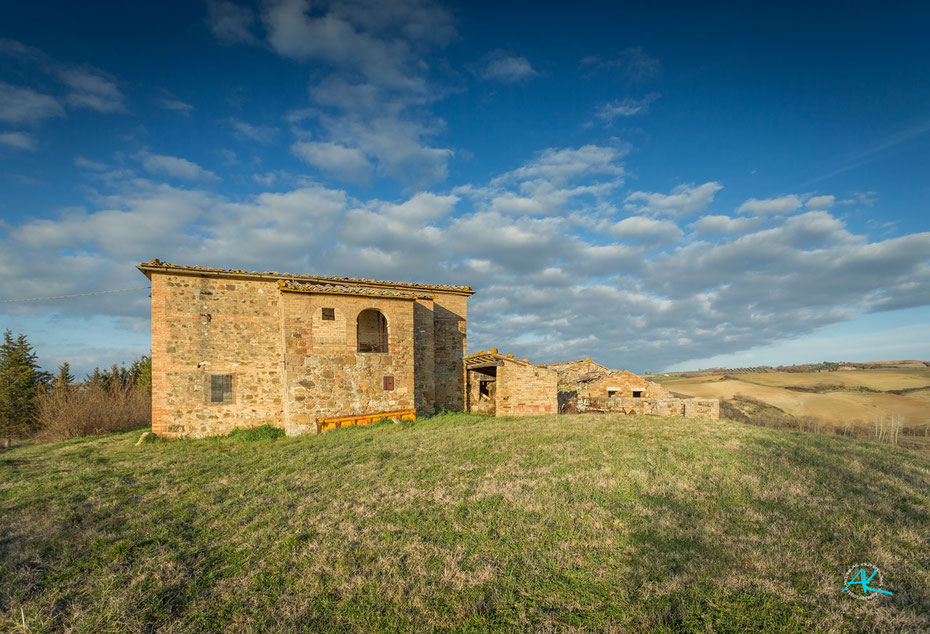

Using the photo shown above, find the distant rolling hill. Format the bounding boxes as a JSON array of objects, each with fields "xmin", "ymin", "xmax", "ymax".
[{"xmin": 658, "ymin": 368, "xmax": 930, "ymax": 450}]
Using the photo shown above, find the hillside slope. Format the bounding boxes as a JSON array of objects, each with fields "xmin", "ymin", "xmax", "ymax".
[
  {"xmin": 2, "ymin": 414, "xmax": 929, "ymax": 632},
  {"xmin": 661, "ymin": 370, "xmax": 930, "ymax": 432}
]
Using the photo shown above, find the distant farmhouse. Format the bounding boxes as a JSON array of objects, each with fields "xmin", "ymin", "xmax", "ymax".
[
  {"xmin": 140, "ymin": 260, "xmax": 717, "ymax": 438},
  {"xmin": 139, "ymin": 260, "xmax": 473, "ymax": 437}
]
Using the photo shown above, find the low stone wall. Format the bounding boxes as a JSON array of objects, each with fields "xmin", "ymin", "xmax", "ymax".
[{"xmin": 576, "ymin": 396, "xmax": 719, "ymax": 419}]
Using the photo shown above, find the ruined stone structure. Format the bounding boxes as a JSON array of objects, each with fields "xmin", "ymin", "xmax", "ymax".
[
  {"xmin": 465, "ymin": 351, "xmax": 558, "ymax": 417},
  {"xmin": 139, "ymin": 260, "xmax": 473, "ymax": 437},
  {"xmin": 542, "ymin": 358, "xmax": 719, "ymax": 419}
]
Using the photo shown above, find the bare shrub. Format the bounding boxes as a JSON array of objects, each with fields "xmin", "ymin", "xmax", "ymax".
[
  {"xmin": 873, "ymin": 415, "xmax": 904, "ymax": 446},
  {"xmin": 36, "ymin": 384, "xmax": 151, "ymax": 442}
]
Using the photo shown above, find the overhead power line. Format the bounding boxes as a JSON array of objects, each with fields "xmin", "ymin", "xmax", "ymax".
[{"xmin": 0, "ymin": 286, "xmax": 151, "ymax": 304}]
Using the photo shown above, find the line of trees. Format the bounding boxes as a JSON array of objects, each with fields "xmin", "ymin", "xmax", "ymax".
[{"xmin": 0, "ymin": 330, "xmax": 151, "ymax": 446}]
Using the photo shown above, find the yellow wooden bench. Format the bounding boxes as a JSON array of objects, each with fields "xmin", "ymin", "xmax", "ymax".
[{"xmin": 316, "ymin": 409, "xmax": 416, "ymax": 433}]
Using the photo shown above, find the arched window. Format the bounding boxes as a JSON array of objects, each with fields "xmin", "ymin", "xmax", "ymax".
[{"xmin": 357, "ymin": 309, "xmax": 388, "ymax": 353}]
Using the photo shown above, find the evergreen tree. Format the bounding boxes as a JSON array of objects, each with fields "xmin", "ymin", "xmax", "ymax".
[
  {"xmin": 130, "ymin": 355, "xmax": 152, "ymax": 394},
  {"xmin": 0, "ymin": 330, "xmax": 51, "ymax": 444},
  {"xmin": 53, "ymin": 362, "xmax": 75, "ymax": 390}
]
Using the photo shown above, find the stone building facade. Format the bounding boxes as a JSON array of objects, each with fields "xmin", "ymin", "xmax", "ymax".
[
  {"xmin": 140, "ymin": 260, "xmax": 473, "ymax": 437},
  {"xmin": 465, "ymin": 351, "xmax": 558, "ymax": 417},
  {"xmin": 542, "ymin": 358, "xmax": 719, "ymax": 420}
]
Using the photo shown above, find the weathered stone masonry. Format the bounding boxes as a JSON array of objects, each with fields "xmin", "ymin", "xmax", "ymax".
[
  {"xmin": 465, "ymin": 351, "xmax": 558, "ymax": 417},
  {"xmin": 141, "ymin": 261, "xmax": 473, "ymax": 437}
]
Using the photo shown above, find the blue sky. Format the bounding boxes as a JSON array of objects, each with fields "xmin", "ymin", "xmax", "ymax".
[{"xmin": 1, "ymin": 1, "xmax": 929, "ymax": 375}]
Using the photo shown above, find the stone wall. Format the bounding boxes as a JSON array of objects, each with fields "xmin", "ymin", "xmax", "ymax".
[
  {"xmin": 578, "ymin": 372, "xmax": 669, "ymax": 399},
  {"xmin": 496, "ymin": 362, "xmax": 558, "ymax": 417},
  {"xmin": 150, "ymin": 274, "xmax": 285, "ymax": 437},
  {"xmin": 280, "ymin": 291, "xmax": 415, "ymax": 435},
  {"xmin": 432, "ymin": 294, "xmax": 467, "ymax": 411},
  {"xmin": 576, "ymin": 396, "xmax": 719, "ymax": 419},
  {"xmin": 466, "ymin": 368, "xmax": 497, "ymax": 416},
  {"xmin": 147, "ymin": 267, "xmax": 471, "ymax": 438}
]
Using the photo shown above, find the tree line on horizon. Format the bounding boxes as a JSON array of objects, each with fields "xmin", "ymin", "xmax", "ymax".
[{"xmin": 0, "ymin": 330, "xmax": 151, "ymax": 446}]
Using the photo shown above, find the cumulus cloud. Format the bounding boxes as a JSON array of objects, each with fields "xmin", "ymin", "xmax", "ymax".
[
  {"xmin": 157, "ymin": 97, "xmax": 194, "ymax": 115},
  {"xmin": 806, "ymin": 194, "xmax": 835, "ymax": 209},
  {"xmin": 625, "ymin": 181, "xmax": 723, "ymax": 218},
  {"xmin": 482, "ymin": 54, "xmax": 538, "ymax": 83},
  {"xmin": 596, "ymin": 93, "xmax": 659, "ymax": 122},
  {"xmin": 221, "ymin": 0, "xmax": 458, "ymax": 188},
  {"xmin": 736, "ymin": 194, "xmax": 802, "ymax": 215},
  {"xmin": 0, "ymin": 82, "xmax": 64, "ymax": 124},
  {"xmin": 229, "ymin": 118, "xmax": 279, "ymax": 143},
  {"xmin": 134, "ymin": 150, "xmax": 218, "ymax": 181},
  {"xmin": 690, "ymin": 214, "xmax": 763, "ymax": 236},
  {"xmin": 292, "ymin": 140, "xmax": 373, "ymax": 182},
  {"xmin": 603, "ymin": 216, "xmax": 683, "ymax": 244},
  {"xmin": 206, "ymin": 0, "xmax": 258, "ymax": 44},
  {"xmin": 0, "ymin": 131, "xmax": 37, "ymax": 151},
  {"xmin": 3, "ymin": 140, "xmax": 929, "ymax": 373},
  {"xmin": 58, "ymin": 68, "xmax": 126, "ymax": 113}
]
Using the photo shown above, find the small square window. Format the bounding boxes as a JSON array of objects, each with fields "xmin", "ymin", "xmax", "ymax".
[
  {"xmin": 210, "ymin": 374, "xmax": 234, "ymax": 404},
  {"xmin": 383, "ymin": 375, "xmax": 394, "ymax": 391},
  {"xmin": 322, "ymin": 307, "xmax": 335, "ymax": 320}
]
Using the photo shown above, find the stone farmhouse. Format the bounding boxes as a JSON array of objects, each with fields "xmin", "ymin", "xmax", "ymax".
[
  {"xmin": 465, "ymin": 350, "xmax": 558, "ymax": 417},
  {"xmin": 139, "ymin": 260, "xmax": 473, "ymax": 437},
  {"xmin": 543, "ymin": 358, "xmax": 719, "ymax": 419}
]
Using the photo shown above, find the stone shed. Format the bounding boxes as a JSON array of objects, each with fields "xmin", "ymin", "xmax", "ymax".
[
  {"xmin": 465, "ymin": 350, "xmax": 558, "ymax": 417},
  {"xmin": 139, "ymin": 260, "xmax": 474, "ymax": 438},
  {"xmin": 542, "ymin": 358, "xmax": 719, "ymax": 419}
]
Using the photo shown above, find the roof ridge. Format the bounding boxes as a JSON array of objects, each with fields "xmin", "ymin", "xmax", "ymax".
[{"xmin": 138, "ymin": 259, "xmax": 475, "ymax": 294}]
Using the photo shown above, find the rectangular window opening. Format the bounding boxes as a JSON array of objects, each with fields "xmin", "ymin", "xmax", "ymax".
[
  {"xmin": 210, "ymin": 374, "xmax": 234, "ymax": 404},
  {"xmin": 322, "ymin": 307, "xmax": 335, "ymax": 320},
  {"xmin": 383, "ymin": 375, "xmax": 394, "ymax": 391},
  {"xmin": 607, "ymin": 390, "xmax": 619, "ymax": 398},
  {"xmin": 632, "ymin": 390, "xmax": 643, "ymax": 398}
]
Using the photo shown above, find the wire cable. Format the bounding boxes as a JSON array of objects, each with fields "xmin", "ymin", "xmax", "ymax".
[{"xmin": 0, "ymin": 286, "xmax": 151, "ymax": 303}]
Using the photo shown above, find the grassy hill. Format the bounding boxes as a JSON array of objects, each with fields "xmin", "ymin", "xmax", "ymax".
[{"xmin": 2, "ymin": 413, "xmax": 929, "ymax": 632}]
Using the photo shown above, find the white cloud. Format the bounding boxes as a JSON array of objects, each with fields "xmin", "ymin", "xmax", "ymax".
[
  {"xmin": 134, "ymin": 150, "xmax": 218, "ymax": 181},
  {"xmin": 604, "ymin": 216, "xmax": 683, "ymax": 244},
  {"xmin": 0, "ymin": 131, "xmax": 37, "ymax": 151},
  {"xmin": 625, "ymin": 181, "xmax": 723, "ymax": 218},
  {"xmin": 206, "ymin": 0, "xmax": 258, "ymax": 44},
  {"xmin": 0, "ymin": 82, "xmax": 64, "ymax": 124},
  {"xmin": 292, "ymin": 140, "xmax": 373, "ymax": 182},
  {"xmin": 736, "ymin": 194, "xmax": 802, "ymax": 215},
  {"xmin": 229, "ymin": 118, "xmax": 279, "ymax": 143},
  {"xmin": 157, "ymin": 97, "xmax": 194, "ymax": 115},
  {"xmin": 806, "ymin": 194, "xmax": 835, "ymax": 209},
  {"xmin": 497, "ymin": 145, "xmax": 625, "ymax": 186},
  {"xmin": 482, "ymin": 54, "xmax": 538, "ymax": 83},
  {"xmin": 58, "ymin": 68, "xmax": 126, "ymax": 113},
  {"xmin": 597, "ymin": 93, "xmax": 659, "ymax": 122},
  {"xmin": 3, "ymin": 140, "xmax": 928, "ymax": 374},
  {"xmin": 690, "ymin": 214, "xmax": 763, "ymax": 235}
]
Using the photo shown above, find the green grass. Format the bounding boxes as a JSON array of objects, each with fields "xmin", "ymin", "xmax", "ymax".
[{"xmin": 2, "ymin": 413, "xmax": 929, "ymax": 632}]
